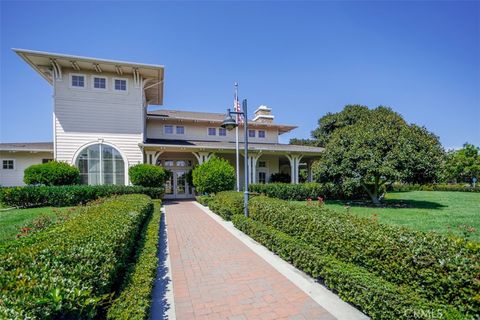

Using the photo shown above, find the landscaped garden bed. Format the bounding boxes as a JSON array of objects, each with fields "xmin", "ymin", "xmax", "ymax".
[
  {"xmin": 205, "ymin": 191, "xmax": 480, "ymax": 320},
  {"xmin": 0, "ymin": 194, "xmax": 156, "ymax": 319}
]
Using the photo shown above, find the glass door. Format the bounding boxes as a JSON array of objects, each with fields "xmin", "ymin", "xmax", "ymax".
[{"xmin": 175, "ymin": 171, "xmax": 187, "ymax": 196}]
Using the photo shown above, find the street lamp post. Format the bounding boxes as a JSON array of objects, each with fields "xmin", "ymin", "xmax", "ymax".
[{"xmin": 221, "ymin": 99, "xmax": 249, "ymax": 217}]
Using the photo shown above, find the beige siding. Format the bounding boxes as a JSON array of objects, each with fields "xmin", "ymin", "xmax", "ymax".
[
  {"xmin": 0, "ymin": 152, "xmax": 53, "ymax": 187},
  {"xmin": 146, "ymin": 120, "xmax": 280, "ymax": 143},
  {"xmin": 54, "ymin": 69, "xmax": 144, "ymax": 172}
]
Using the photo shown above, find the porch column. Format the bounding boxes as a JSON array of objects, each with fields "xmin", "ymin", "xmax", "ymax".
[
  {"xmin": 306, "ymin": 159, "xmax": 312, "ymax": 182},
  {"xmin": 286, "ymin": 154, "xmax": 303, "ymax": 184},
  {"xmin": 247, "ymin": 153, "xmax": 262, "ymax": 184},
  {"xmin": 192, "ymin": 152, "xmax": 213, "ymax": 165},
  {"xmin": 145, "ymin": 151, "xmax": 155, "ymax": 164}
]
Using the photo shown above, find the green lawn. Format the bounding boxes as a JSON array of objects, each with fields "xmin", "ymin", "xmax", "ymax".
[
  {"xmin": 0, "ymin": 206, "xmax": 73, "ymax": 244},
  {"xmin": 303, "ymin": 191, "xmax": 480, "ymax": 241}
]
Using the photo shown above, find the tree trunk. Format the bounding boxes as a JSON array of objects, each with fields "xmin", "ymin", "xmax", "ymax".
[{"xmin": 361, "ymin": 178, "xmax": 382, "ymax": 206}]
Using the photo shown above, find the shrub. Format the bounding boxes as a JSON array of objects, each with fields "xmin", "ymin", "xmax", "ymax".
[
  {"xmin": 23, "ymin": 161, "xmax": 80, "ymax": 186},
  {"xmin": 391, "ymin": 183, "xmax": 480, "ymax": 193},
  {"xmin": 0, "ymin": 185, "xmax": 164, "ymax": 208},
  {"xmin": 249, "ymin": 182, "xmax": 366, "ymax": 201},
  {"xmin": 269, "ymin": 172, "xmax": 291, "ymax": 183},
  {"xmin": 232, "ymin": 215, "xmax": 467, "ymax": 320},
  {"xmin": 129, "ymin": 164, "xmax": 166, "ymax": 187},
  {"xmin": 207, "ymin": 191, "xmax": 244, "ymax": 220},
  {"xmin": 107, "ymin": 200, "xmax": 161, "ymax": 320},
  {"xmin": 248, "ymin": 196, "xmax": 479, "ymax": 316},
  {"xmin": 192, "ymin": 156, "xmax": 235, "ymax": 194},
  {"xmin": 196, "ymin": 195, "xmax": 212, "ymax": 206},
  {"xmin": 0, "ymin": 194, "xmax": 154, "ymax": 319},
  {"xmin": 249, "ymin": 183, "xmax": 326, "ymax": 200}
]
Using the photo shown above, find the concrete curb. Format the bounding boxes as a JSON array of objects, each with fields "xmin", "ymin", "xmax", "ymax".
[
  {"xmin": 193, "ymin": 201, "xmax": 370, "ymax": 320},
  {"xmin": 150, "ymin": 205, "xmax": 176, "ymax": 320}
]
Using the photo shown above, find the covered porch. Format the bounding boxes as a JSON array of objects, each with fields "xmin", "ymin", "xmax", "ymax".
[{"xmin": 141, "ymin": 139, "xmax": 324, "ymax": 198}]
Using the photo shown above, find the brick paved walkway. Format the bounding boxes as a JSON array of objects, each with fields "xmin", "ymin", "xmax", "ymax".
[{"xmin": 166, "ymin": 200, "xmax": 336, "ymax": 320}]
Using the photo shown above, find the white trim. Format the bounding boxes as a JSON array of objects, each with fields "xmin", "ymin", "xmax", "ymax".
[
  {"xmin": 69, "ymin": 73, "xmax": 86, "ymax": 89},
  {"xmin": 252, "ymin": 114, "xmax": 275, "ymax": 122},
  {"xmin": 194, "ymin": 202, "xmax": 369, "ymax": 320},
  {"xmin": 71, "ymin": 140, "xmax": 129, "ymax": 185},
  {"xmin": 113, "ymin": 77, "xmax": 128, "ymax": 93},
  {"xmin": 1, "ymin": 159, "xmax": 15, "ymax": 170},
  {"xmin": 91, "ymin": 75, "xmax": 108, "ymax": 91}
]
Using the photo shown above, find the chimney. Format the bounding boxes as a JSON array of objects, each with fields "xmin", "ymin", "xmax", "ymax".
[{"xmin": 252, "ymin": 105, "xmax": 274, "ymax": 124}]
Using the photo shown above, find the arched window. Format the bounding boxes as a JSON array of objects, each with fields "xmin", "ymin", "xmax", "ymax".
[{"xmin": 76, "ymin": 144, "xmax": 125, "ymax": 185}]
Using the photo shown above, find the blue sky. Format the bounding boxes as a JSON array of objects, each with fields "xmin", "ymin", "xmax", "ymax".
[{"xmin": 1, "ymin": 1, "xmax": 479, "ymax": 148}]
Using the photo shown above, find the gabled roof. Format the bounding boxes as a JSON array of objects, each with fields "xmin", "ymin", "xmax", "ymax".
[
  {"xmin": 147, "ymin": 109, "xmax": 298, "ymax": 134},
  {"xmin": 0, "ymin": 142, "xmax": 54, "ymax": 152},
  {"xmin": 13, "ymin": 48, "xmax": 164, "ymax": 105}
]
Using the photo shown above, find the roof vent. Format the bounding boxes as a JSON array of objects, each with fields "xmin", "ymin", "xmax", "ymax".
[{"xmin": 252, "ymin": 105, "xmax": 274, "ymax": 123}]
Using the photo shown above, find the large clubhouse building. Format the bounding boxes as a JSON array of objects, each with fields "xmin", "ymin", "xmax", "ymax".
[{"xmin": 0, "ymin": 49, "xmax": 324, "ymax": 198}]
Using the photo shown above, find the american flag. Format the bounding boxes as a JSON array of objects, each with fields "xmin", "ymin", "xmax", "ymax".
[{"xmin": 234, "ymin": 83, "xmax": 244, "ymax": 124}]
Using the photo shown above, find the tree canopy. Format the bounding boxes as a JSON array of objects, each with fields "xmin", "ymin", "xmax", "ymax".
[
  {"xmin": 314, "ymin": 106, "xmax": 444, "ymax": 204},
  {"xmin": 443, "ymin": 143, "xmax": 480, "ymax": 184}
]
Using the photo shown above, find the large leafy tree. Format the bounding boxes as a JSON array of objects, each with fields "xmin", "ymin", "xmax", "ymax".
[
  {"xmin": 443, "ymin": 143, "xmax": 480, "ymax": 184},
  {"xmin": 314, "ymin": 106, "xmax": 444, "ymax": 204},
  {"xmin": 290, "ymin": 104, "xmax": 369, "ymax": 147}
]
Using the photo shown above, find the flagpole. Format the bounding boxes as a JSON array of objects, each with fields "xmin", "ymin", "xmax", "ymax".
[{"xmin": 234, "ymin": 82, "xmax": 240, "ymax": 192}]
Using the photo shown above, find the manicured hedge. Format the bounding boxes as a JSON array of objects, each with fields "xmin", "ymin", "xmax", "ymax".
[
  {"xmin": 107, "ymin": 200, "xmax": 162, "ymax": 320},
  {"xmin": 196, "ymin": 195, "xmax": 213, "ymax": 206},
  {"xmin": 232, "ymin": 215, "xmax": 467, "ymax": 320},
  {"xmin": 207, "ymin": 191, "xmax": 244, "ymax": 220},
  {"xmin": 249, "ymin": 182, "xmax": 326, "ymax": 200},
  {"xmin": 248, "ymin": 196, "xmax": 479, "ymax": 316},
  {"xmin": 391, "ymin": 183, "xmax": 480, "ymax": 192},
  {"xmin": 0, "ymin": 185, "xmax": 164, "ymax": 208},
  {"xmin": 248, "ymin": 182, "xmax": 365, "ymax": 200},
  {"xmin": 0, "ymin": 194, "xmax": 154, "ymax": 319}
]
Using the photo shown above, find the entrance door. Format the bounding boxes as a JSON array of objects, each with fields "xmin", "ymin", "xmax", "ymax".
[
  {"xmin": 174, "ymin": 170, "xmax": 188, "ymax": 198},
  {"xmin": 158, "ymin": 158, "xmax": 194, "ymax": 199},
  {"xmin": 163, "ymin": 169, "xmax": 193, "ymax": 199}
]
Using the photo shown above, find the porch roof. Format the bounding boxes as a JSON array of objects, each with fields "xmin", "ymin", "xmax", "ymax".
[
  {"xmin": 140, "ymin": 139, "xmax": 324, "ymax": 155},
  {"xmin": 0, "ymin": 142, "xmax": 54, "ymax": 153}
]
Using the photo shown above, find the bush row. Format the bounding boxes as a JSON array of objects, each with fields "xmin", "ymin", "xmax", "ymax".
[
  {"xmin": 248, "ymin": 182, "xmax": 365, "ymax": 200},
  {"xmin": 248, "ymin": 196, "xmax": 479, "ymax": 316},
  {"xmin": 195, "ymin": 195, "xmax": 213, "ymax": 206},
  {"xmin": 207, "ymin": 191, "xmax": 244, "ymax": 220},
  {"xmin": 391, "ymin": 183, "xmax": 480, "ymax": 192},
  {"xmin": 107, "ymin": 200, "xmax": 162, "ymax": 320},
  {"xmin": 232, "ymin": 214, "xmax": 467, "ymax": 320},
  {"xmin": 0, "ymin": 194, "xmax": 154, "ymax": 319},
  {"xmin": 0, "ymin": 185, "xmax": 164, "ymax": 208}
]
